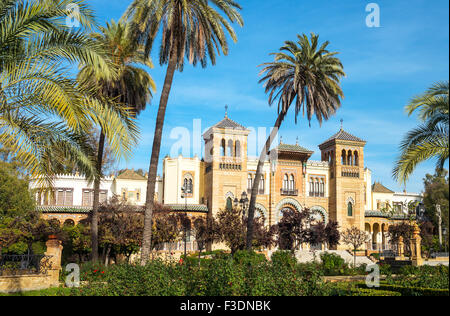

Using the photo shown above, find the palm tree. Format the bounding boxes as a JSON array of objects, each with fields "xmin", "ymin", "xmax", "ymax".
[
  {"xmin": 78, "ymin": 20, "xmax": 156, "ymax": 261},
  {"xmin": 0, "ymin": 0, "xmax": 120, "ymax": 184},
  {"xmin": 246, "ymin": 33, "xmax": 346, "ymax": 249},
  {"xmin": 124, "ymin": 0, "xmax": 244, "ymax": 264},
  {"xmin": 393, "ymin": 81, "xmax": 449, "ymax": 184}
]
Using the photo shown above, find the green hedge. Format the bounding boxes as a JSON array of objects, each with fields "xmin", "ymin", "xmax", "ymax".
[
  {"xmin": 347, "ymin": 288, "xmax": 401, "ymax": 296},
  {"xmin": 376, "ymin": 284, "xmax": 449, "ymax": 296}
]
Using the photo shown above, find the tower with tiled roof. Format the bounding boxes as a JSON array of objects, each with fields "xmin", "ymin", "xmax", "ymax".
[
  {"xmin": 319, "ymin": 125, "xmax": 367, "ymax": 245},
  {"xmin": 203, "ymin": 108, "xmax": 251, "ymax": 216}
]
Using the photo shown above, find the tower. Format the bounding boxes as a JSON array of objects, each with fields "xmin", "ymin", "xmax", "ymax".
[
  {"xmin": 203, "ymin": 111, "xmax": 250, "ymax": 216},
  {"xmin": 319, "ymin": 126, "xmax": 367, "ymax": 246}
]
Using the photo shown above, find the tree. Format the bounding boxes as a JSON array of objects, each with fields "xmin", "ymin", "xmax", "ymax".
[
  {"xmin": 324, "ymin": 221, "xmax": 341, "ymax": 250},
  {"xmin": 247, "ymin": 33, "xmax": 345, "ymax": 249},
  {"xmin": 342, "ymin": 227, "xmax": 370, "ymax": 267},
  {"xmin": 96, "ymin": 197, "xmax": 144, "ymax": 265},
  {"xmin": 1, "ymin": 0, "xmax": 118, "ymax": 184},
  {"xmin": 78, "ymin": 20, "xmax": 155, "ymax": 261},
  {"xmin": 276, "ymin": 208, "xmax": 313, "ymax": 251},
  {"xmin": 124, "ymin": 0, "xmax": 244, "ymax": 264},
  {"xmin": 423, "ymin": 168, "xmax": 449, "ymax": 247},
  {"xmin": 216, "ymin": 208, "xmax": 274, "ymax": 254},
  {"xmin": 393, "ymin": 81, "xmax": 449, "ymax": 184},
  {"xmin": 192, "ymin": 217, "xmax": 219, "ymax": 258}
]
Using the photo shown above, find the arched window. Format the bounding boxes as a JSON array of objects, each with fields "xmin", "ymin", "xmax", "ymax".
[
  {"xmin": 347, "ymin": 202, "xmax": 353, "ymax": 216},
  {"xmin": 220, "ymin": 139, "xmax": 226, "ymax": 156},
  {"xmin": 283, "ymin": 174, "xmax": 289, "ymax": 190},
  {"xmin": 227, "ymin": 139, "xmax": 233, "ymax": 157},
  {"xmin": 315, "ymin": 178, "xmax": 319, "ymax": 196},
  {"xmin": 183, "ymin": 174, "xmax": 193, "ymax": 194},
  {"xmin": 320, "ymin": 179, "xmax": 325, "ymax": 197},
  {"xmin": 354, "ymin": 151, "xmax": 359, "ymax": 166},
  {"xmin": 226, "ymin": 197, "xmax": 233, "ymax": 210},
  {"xmin": 309, "ymin": 178, "xmax": 314, "ymax": 196},
  {"xmin": 248, "ymin": 174, "xmax": 253, "ymax": 190},
  {"xmin": 347, "ymin": 150, "xmax": 353, "ymax": 166},
  {"xmin": 235, "ymin": 140, "xmax": 241, "ymax": 158},
  {"xmin": 259, "ymin": 174, "xmax": 265, "ymax": 192},
  {"xmin": 289, "ymin": 175, "xmax": 295, "ymax": 191},
  {"xmin": 341, "ymin": 150, "xmax": 347, "ymax": 165}
]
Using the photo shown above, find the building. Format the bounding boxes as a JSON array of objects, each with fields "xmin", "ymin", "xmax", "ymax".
[
  {"xmin": 30, "ymin": 171, "xmax": 163, "ymax": 225},
  {"xmin": 31, "ymin": 113, "xmax": 423, "ymax": 251}
]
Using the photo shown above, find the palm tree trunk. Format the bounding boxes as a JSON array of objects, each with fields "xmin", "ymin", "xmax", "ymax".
[
  {"xmin": 141, "ymin": 46, "xmax": 178, "ymax": 265},
  {"xmin": 246, "ymin": 111, "xmax": 287, "ymax": 250},
  {"xmin": 91, "ymin": 129, "xmax": 105, "ymax": 262}
]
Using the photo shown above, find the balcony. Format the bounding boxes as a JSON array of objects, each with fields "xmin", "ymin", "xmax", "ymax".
[
  {"xmin": 247, "ymin": 189, "xmax": 266, "ymax": 195},
  {"xmin": 280, "ymin": 188, "xmax": 298, "ymax": 196}
]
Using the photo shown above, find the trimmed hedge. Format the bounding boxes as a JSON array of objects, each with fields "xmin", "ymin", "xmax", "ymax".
[
  {"xmin": 347, "ymin": 288, "xmax": 401, "ymax": 296},
  {"xmin": 376, "ymin": 284, "xmax": 449, "ymax": 296}
]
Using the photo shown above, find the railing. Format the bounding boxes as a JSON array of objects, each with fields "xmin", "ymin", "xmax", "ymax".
[
  {"xmin": 0, "ymin": 254, "xmax": 52, "ymax": 276},
  {"xmin": 341, "ymin": 167, "xmax": 360, "ymax": 178},
  {"xmin": 309, "ymin": 192, "xmax": 325, "ymax": 198},
  {"xmin": 280, "ymin": 189, "xmax": 298, "ymax": 196},
  {"xmin": 247, "ymin": 189, "xmax": 265, "ymax": 195}
]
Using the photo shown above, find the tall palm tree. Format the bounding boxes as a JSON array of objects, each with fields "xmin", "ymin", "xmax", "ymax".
[
  {"xmin": 393, "ymin": 81, "xmax": 449, "ymax": 184},
  {"xmin": 124, "ymin": 0, "xmax": 243, "ymax": 264},
  {"xmin": 78, "ymin": 20, "xmax": 156, "ymax": 261},
  {"xmin": 246, "ymin": 33, "xmax": 346, "ymax": 249},
  {"xmin": 0, "ymin": 0, "xmax": 127, "ymax": 185}
]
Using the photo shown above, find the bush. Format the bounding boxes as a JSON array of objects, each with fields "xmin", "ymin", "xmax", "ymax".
[
  {"xmin": 390, "ymin": 265, "xmax": 449, "ymax": 289},
  {"xmin": 232, "ymin": 250, "xmax": 266, "ymax": 266},
  {"xmin": 271, "ymin": 250, "xmax": 297, "ymax": 268},
  {"xmin": 320, "ymin": 252, "xmax": 348, "ymax": 276},
  {"xmin": 376, "ymin": 284, "xmax": 449, "ymax": 296}
]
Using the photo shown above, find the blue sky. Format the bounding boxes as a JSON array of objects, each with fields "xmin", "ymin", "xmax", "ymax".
[{"xmin": 89, "ymin": 0, "xmax": 449, "ymax": 193}]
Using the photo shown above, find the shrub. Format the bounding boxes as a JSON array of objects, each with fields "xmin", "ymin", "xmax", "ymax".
[
  {"xmin": 376, "ymin": 284, "xmax": 449, "ymax": 296},
  {"xmin": 233, "ymin": 250, "xmax": 267, "ymax": 266},
  {"xmin": 320, "ymin": 252, "xmax": 347, "ymax": 276},
  {"xmin": 271, "ymin": 250, "xmax": 297, "ymax": 268}
]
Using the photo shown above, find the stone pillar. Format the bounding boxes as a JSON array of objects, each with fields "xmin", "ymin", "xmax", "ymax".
[
  {"xmin": 410, "ymin": 223, "xmax": 423, "ymax": 266},
  {"xmin": 397, "ymin": 236, "xmax": 404, "ymax": 259},
  {"xmin": 43, "ymin": 236, "xmax": 63, "ymax": 287}
]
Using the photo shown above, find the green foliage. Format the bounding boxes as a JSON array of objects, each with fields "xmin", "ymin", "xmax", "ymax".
[
  {"xmin": 376, "ymin": 284, "xmax": 449, "ymax": 296},
  {"xmin": 0, "ymin": 165, "xmax": 35, "ymax": 221},
  {"xmin": 72, "ymin": 257, "xmax": 329, "ymax": 296},
  {"xmin": 393, "ymin": 81, "xmax": 449, "ymax": 184},
  {"xmin": 271, "ymin": 250, "xmax": 297, "ymax": 268},
  {"xmin": 320, "ymin": 252, "xmax": 347, "ymax": 276},
  {"xmin": 389, "ymin": 265, "xmax": 449, "ymax": 289},
  {"xmin": 233, "ymin": 250, "xmax": 267, "ymax": 266}
]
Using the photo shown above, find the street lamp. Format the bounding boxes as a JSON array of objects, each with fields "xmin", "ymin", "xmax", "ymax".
[{"xmin": 181, "ymin": 185, "xmax": 188, "ymax": 259}]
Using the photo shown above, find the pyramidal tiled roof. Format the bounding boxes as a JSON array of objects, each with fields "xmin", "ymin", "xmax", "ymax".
[
  {"xmin": 372, "ymin": 182, "xmax": 394, "ymax": 194},
  {"xmin": 116, "ymin": 169, "xmax": 147, "ymax": 180},
  {"xmin": 320, "ymin": 128, "xmax": 366, "ymax": 146},
  {"xmin": 276, "ymin": 143, "xmax": 314, "ymax": 154},
  {"xmin": 213, "ymin": 116, "xmax": 247, "ymax": 130}
]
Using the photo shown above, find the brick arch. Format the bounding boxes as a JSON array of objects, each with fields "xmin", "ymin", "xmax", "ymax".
[
  {"xmin": 255, "ymin": 203, "xmax": 268, "ymax": 225},
  {"xmin": 275, "ymin": 198, "xmax": 303, "ymax": 223},
  {"xmin": 310, "ymin": 205, "xmax": 328, "ymax": 224}
]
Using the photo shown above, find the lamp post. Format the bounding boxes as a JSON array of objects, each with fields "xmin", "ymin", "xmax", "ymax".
[
  {"xmin": 436, "ymin": 204, "xmax": 442, "ymax": 249},
  {"xmin": 181, "ymin": 185, "xmax": 188, "ymax": 259}
]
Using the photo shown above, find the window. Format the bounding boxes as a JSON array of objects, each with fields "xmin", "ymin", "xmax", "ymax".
[
  {"xmin": 347, "ymin": 150, "xmax": 353, "ymax": 166},
  {"xmin": 82, "ymin": 189, "xmax": 107, "ymax": 206},
  {"xmin": 259, "ymin": 175, "xmax": 265, "ymax": 193},
  {"xmin": 235, "ymin": 140, "xmax": 241, "ymax": 158},
  {"xmin": 309, "ymin": 176, "xmax": 325, "ymax": 197},
  {"xmin": 347, "ymin": 202, "xmax": 353, "ymax": 216},
  {"xmin": 248, "ymin": 174, "xmax": 253, "ymax": 191},
  {"xmin": 226, "ymin": 197, "xmax": 233, "ymax": 211},
  {"xmin": 341, "ymin": 150, "xmax": 347, "ymax": 165},
  {"xmin": 221, "ymin": 139, "xmax": 226, "ymax": 156},
  {"xmin": 283, "ymin": 174, "xmax": 289, "ymax": 190},
  {"xmin": 183, "ymin": 174, "xmax": 193, "ymax": 194},
  {"xmin": 354, "ymin": 151, "xmax": 359, "ymax": 166},
  {"xmin": 227, "ymin": 139, "xmax": 233, "ymax": 157},
  {"xmin": 289, "ymin": 175, "xmax": 295, "ymax": 191},
  {"xmin": 136, "ymin": 192, "xmax": 140, "ymax": 201}
]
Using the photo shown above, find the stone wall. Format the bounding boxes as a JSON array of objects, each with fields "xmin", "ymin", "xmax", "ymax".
[{"xmin": 0, "ymin": 238, "xmax": 62, "ymax": 293}]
